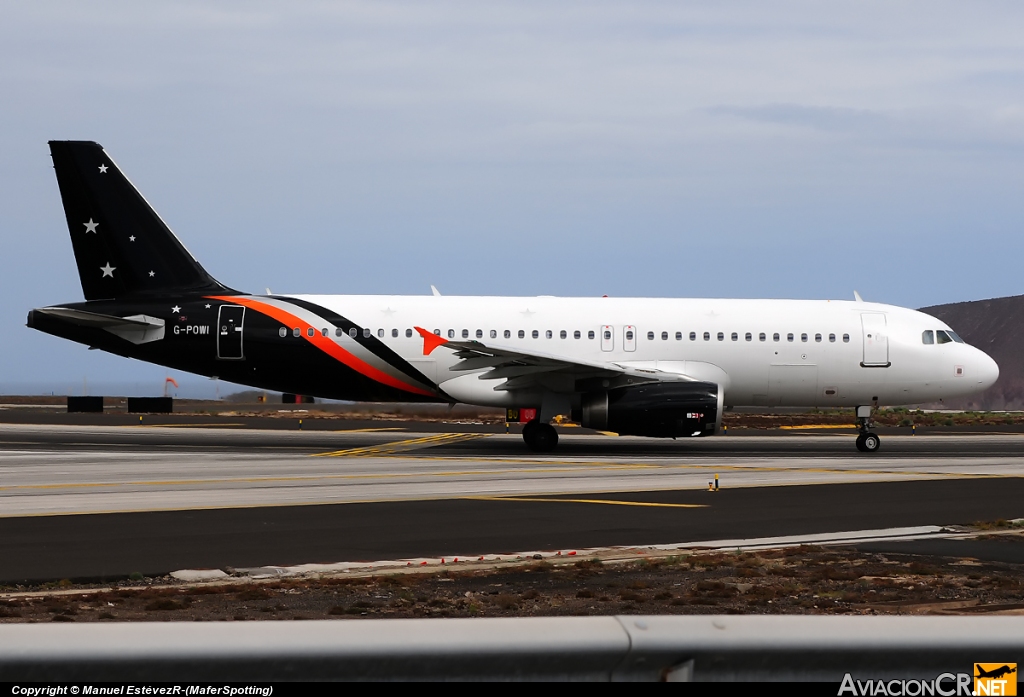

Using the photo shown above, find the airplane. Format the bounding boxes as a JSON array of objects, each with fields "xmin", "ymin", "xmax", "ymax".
[
  {"xmin": 976, "ymin": 666, "xmax": 1017, "ymax": 680},
  {"xmin": 28, "ymin": 141, "xmax": 1000, "ymax": 453}
]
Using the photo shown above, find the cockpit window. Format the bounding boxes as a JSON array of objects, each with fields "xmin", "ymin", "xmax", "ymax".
[
  {"xmin": 936, "ymin": 330, "xmax": 953, "ymax": 344},
  {"xmin": 948, "ymin": 330, "xmax": 965, "ymax": 343},
  {"xmin": 922, "ymin": 330, "xmax": 934, "ymax": 345}
]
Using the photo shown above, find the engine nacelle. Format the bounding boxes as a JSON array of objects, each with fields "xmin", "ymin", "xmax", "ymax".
[{"xmin": 573, "ymin": 381, "xmax": 721, "ymax": 438}]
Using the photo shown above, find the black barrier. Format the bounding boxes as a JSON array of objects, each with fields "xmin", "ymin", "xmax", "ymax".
[
  {"xmin": 126, "ymin": 397, "xmax": 173, "ymax": 413},
  {"xmin": 67, "ymin": 396, "xmax": 104, "ymax": 413}
]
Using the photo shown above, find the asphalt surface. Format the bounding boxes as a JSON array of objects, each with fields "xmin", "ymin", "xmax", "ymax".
[
  {"xmin": 2, "ymin": 478, "xmax": 1023, "ymax": 583},
  {"xmin": 2, "ymin": 421, "xmax": 1024, "ymax": 582}
]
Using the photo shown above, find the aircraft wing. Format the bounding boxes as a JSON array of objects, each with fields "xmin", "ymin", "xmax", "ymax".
[{"xmin": 415, "ymin": 327, "xmax": 691, "ymax": 392}]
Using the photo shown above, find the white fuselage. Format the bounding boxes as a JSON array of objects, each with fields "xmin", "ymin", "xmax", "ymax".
[{"xmin": 295, "ymin": 295, "xmax": 999, "ymax": 409}]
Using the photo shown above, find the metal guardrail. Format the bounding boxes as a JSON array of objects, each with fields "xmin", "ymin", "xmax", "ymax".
[{"xmin": 1, "ymin": 615, "xmax": 1022, "ymax": 681}]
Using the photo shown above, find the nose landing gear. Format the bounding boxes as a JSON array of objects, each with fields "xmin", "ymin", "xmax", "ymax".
[
  {"xmin": 522, "ymin": 419, "xmax": 559, "ymax": 452},
  {"xmin": 855, "ymin": 406, "xmax": 881, "ymax": 452}
]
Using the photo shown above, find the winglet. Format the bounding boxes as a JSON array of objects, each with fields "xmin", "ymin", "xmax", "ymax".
[
  {"xmin": 853, "ymin": 290, "xmax": 863, "ymax": 302},
  {"xmin": 415, "ymin": 326, "xmax": 448, "ymax": 355},
  {"xmin": 430, "ymin": 285, "xmax": 442, "ymax": 297}
]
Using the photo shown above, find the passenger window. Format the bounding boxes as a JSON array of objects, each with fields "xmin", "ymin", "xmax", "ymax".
[
  {"xmin": 800, "ymin": 333, "xmax": 808, "ymax": 342},
  {"xmin": 675, "ymin": 332, "xmax": 682, "ymax": 340},
  {"xmin": 690, "ymin": 332, "xmax": 697, "ymax": 341},
  {"xmin": 574, "ymin": 330, "xmax": 581, "ymax": 339},
  {"xmin": 646, "ymin": 331, "xmax": 653, "ymax": 340},
  {"xmin": 378, "ymin": 329, "xmax": 384, "ymax": 338},
  {"xmin": 814, "ymin": 333, "xmax": 821, "ymax": 342},
  {"xmin": 406, "ymin": 328, "xmax": 413, "ymax": 338},
  {"xmin": 363, "ymin": 328, "xmax": 371, "ymax": 338},
  {"xmin": 476, "ymin": 329, "xmax": 483, "ymax": 339},
  {"xmin": 842, "ymin": 333, "xmax": 850, "ymax": 343},
  {"xmin": 323, "ymin": 328, "xmax": 329, "ymax": 337},
  {"xmin": 545, "ymin": 330, "xmax": 553, "ymax": 339},
  {"xmin": 518, "ymin": 330, "xmax": 525, "ymax": 339},
  {"xmin": 307, "ymin": 328, "xmax": 315, "ymax": 337},
  {"xmin": 349, "ymin": 328, "xmax": 358, "ymax": 338},
  {"xmin": 392, "ymin": 329, "xmax": 398, "ymax": 338},
  {"xmin": 433, "ymin": 329, "xmax": 440, "ymax": 335},
  {"xmin": 829, "ymin": 333, "xmax": 835, "ymax": 343},
  {"xmin": 787, "ymin": 333, "xmax": 794, "ymax": 342},
  {"xmin": 922, "ymin": 330, "xmax": 934, "ymax": 345},
  {"xmin": 773, "ymin": 333, "xmax": 780, "ymax": 342},
  {"xmin": 490, "ymin": 330, "xmax": 497, "ymax": 339},
  {"xmin": 662, "ymin": 331, "xmax": 668, "ymax": 340},
  {"xmin": 936, "ymin": 330, "xmax": 953, "ymax": 344},
  {"xmin": 759, "ymin": 332, "xmax": 766, "ymax": 342},
  {"xmin": 448, "ymin": 329, "xmax": 455, "ymax": 339},
  {"xmin": 335, "ymin": 328, "xmax": 343, "ymax": 337},
  {"xmin": 279, "ymin": 327, "xmax": 287, "ymax": 338},
  {"xmin": 560, "ymin": 330, "xmax": 567, "ymax": 339},
  {"xmin": 462, "ymin": 329, "xmax": 469, "ymax": 339},
  {"xmin": 293, "ymin": 328, "xmax": 301, "ymax": 337},
  {"xmin": 745, "ymin": 332, "xmax": 752, "ymax": 341},
  {"xmin": 504, "ymin": 330, "xmax": 511, "ymax": 339},
  {"xmin": 717, "ymin": 332, "xmax": 724, "ymax": 341},
  {"xmin": 532, "ymin": 330, "xmax": 539, "ymax": 339},
  {"xmin": 703, "ymin": 332, "xmax": 710, "ymax": 341},
  {"xmin": 588, "ymin": 330, "xmax": 595, "ymax": 339},
  {"xmin": 731, "ymin": 332, "xmax": 738, "ymax": 341}
]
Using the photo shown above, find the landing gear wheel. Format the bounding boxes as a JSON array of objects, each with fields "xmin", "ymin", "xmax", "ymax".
[
  {"xmin": 856, "ymin": 432, "xmax": 881, "ymax": 452},
  {"xmin": 523, "ymin": 421, "xmax": 558, "ymax": 452}
]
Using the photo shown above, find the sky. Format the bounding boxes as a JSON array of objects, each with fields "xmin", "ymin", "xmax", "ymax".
[{"xmin": 2, "ymin": 1, "xmax": 1023, "ymax": 394}]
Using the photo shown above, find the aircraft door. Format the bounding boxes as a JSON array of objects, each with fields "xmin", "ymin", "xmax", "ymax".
[
  {"xmin": 623, "ymin": 325, "xmax": 637, "ymax": 352},
  {"xmin": 860, "ymin": 313, "xmax": 889, "ymax": 367},
  {"xmin": 217, "ymin": 305, "xmax": 245, "ymax": 360},
  {"xmin": 601, "ymin": 325, "xmax": 614, "ymax": 352}
]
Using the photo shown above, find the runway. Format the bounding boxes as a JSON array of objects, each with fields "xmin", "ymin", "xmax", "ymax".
[{"xmin": 1, "ymin": 423, "xmax": 1023, "ymax": 582}]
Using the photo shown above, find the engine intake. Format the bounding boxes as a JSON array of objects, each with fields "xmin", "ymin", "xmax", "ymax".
[{"xmin": 574, "ymin": 381, "xmax": 721, "ymax": 438}]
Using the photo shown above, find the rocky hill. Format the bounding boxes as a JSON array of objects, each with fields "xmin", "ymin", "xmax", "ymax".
[{"xmin": 919, "ymin": 294, "xmax": 1024, "ymax": 410}]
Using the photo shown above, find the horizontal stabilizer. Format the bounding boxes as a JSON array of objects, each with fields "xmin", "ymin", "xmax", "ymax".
[{"xmin": 34, "ymin": 307, "xmax": 165, "ymax": 344}]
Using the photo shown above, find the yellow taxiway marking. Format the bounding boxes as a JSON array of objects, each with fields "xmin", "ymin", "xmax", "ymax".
[
  {"xmin": 0, "ymin": 460, "xmax": 996, "ymax": 495},
  {"xmin": 313, "ymin": 432, "xmax": 488, "ymax": 457},
  {"xmin": 779, "ymin": 424, "xmax": 857, "ymax": 430},
  {"xmin": 467, "ymin": 495, "xmax": 707, "ymax": 509},
  {"xmin": 126, "ymin": 424, "xmax": 403, "ymax": 432}
]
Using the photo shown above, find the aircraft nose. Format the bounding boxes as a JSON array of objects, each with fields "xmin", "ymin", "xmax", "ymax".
[{"xmin": 975, "ymin": 349, "xmax": 1000, "ymax": 390}]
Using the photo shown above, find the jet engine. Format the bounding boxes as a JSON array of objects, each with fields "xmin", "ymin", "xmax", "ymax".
[{"xmin": 573, "ymin": 381, "xmax": 721, "ymax": 438}]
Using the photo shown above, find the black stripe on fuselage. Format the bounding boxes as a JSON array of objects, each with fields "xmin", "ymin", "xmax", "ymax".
[{"xmin": 275, "ymin": 296, "xmax": 437, "ymax": 390}]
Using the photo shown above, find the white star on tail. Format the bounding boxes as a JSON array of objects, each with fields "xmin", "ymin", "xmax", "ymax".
[
  {"xmin": 98, "ymin": 164, "xmax": 108, "ymax": 173},
  {"xmin": 171, "ymin": 305, "xmax": 181, "ymax": 313},
  {"xmin": 100, "ymin": 263, "xmax": 115, "ymax": 278},
  {"xmin": 149, "ymin": 271, "xmax": 155, "ymax": 277},
  {"xmin": 129, "ymin": 236, "xmax": 136, "ymax": 242},
  {"xmin": 83, "ymin": 219, "xmax": 98, "ymax": 233}
]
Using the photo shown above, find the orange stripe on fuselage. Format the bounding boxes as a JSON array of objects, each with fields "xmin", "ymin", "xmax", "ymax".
[{"xmin": 207, "ymin": 296, "xmax": 434, "ymax": 397}]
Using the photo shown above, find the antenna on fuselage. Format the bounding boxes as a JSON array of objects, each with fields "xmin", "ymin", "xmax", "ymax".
[{"xmin": 853, "ymin": 290, "xmax": 864, "ymax": 302}]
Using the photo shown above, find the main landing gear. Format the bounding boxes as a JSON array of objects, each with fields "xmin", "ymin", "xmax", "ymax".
[
  {"xmin": 855, "ymin": 405, "xmax": 881, "ymax": 453},
  {"xmin": 522, "ymin": 420, "xmax": 558, "ymax": 452}
]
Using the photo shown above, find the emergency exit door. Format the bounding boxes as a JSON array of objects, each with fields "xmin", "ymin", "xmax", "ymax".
[
  {"xmin": 217, "ymin": 305, "xmax": 245, "ymax": 360},
  {"xmin": 601, "ymin": 325, "xmax": 614, "ymax": 352},
  {"xmin": 860, "ymin": 313, "xmax": 889, "ymax": 367}
]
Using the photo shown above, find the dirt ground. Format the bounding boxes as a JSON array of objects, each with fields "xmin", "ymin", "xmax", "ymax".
[{"xmin": 4, "ymin": 534, "xmax": 1024, "ymax": 623}]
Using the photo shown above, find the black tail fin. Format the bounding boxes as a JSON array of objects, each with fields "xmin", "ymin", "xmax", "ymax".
[{"xmin": 48, "ymin": 140, "xmax": 232, "ymax": 300}]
